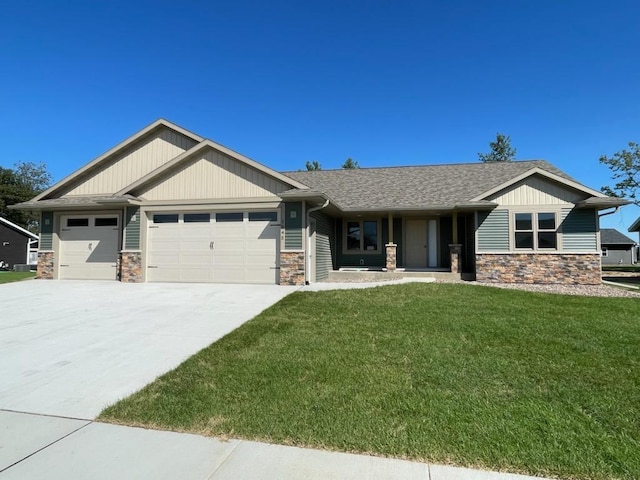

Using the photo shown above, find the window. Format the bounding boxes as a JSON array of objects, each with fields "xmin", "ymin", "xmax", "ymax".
[
  {"xmin": 184, "ymin": 213, "xmax": 210, "ymax": 223},
  {"xmin": 153, "ymin": 214, "xmax": 179, "ymax": 223},
  {"xmin": 95, "ymin": 217, "xmax": 118, "ymax": 227},
  {"xmin": 216, "ymin": 212, "xmax": 243, "ymax": 222},
  {"xmin": 248, "ymin": 211, "xmax": 277, "ymax": 222},
  {"xmin": 67, "ymin": 218, "xmax": 89, "ymax": 227},
  {"xmin": 602, "ymin": 247, "xmax": 608, "ymax": 257},
  {"xmin": 345, "ymin": 220, "xmax": 379, "ymax": 252},
  {"xmin": 514, "ymin": 212, "xmax": 557, "ymax": 250}
]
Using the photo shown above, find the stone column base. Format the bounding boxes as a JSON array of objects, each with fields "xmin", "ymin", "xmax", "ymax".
[
  {"xmin": 385, "ymin": 243, "xmax": 397, "ymax": 272},
  {"xmin": 119, "ymin": 251, "xmax": 143, "ymax": 283},
  {"xmin": 280, "ymin": 251, "xmax": 305, "ymax": 285},
  {"xmin": 36, "ymin": 251, "xmax": 55, "ymax": 279},
  {"xmin": 449, "ymin": 244, "xmax": 462, "ymax": 274}
]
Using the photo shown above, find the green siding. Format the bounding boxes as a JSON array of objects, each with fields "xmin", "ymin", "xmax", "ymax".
[
  {"xmin": 336, "ymin": 218, "xmax": 387, "ymax": 268},
  {"xmin": 439, "ymin": 216, "xmax": 453, "ymax": 268},
  {"xmin": 124, "ymin": 206, "xmax": 141, "ymax": 250},
  {"xmin": 311, "ymin": 211, "xmax": 334, "ymax": 281},
  {"xmin": 284, "ymin": 202, "xmax": 303, "ymax": 250},
  {"xmin": 477, "ymin": 209, "xmax": 509, "ymax": 251},
  {"xmin": 40, "ymin": 212, "xmax": 54, "ymax": 250},
  {"xmin": 561, "ymin": 208, "xmax": 597, "ymax": 251}
]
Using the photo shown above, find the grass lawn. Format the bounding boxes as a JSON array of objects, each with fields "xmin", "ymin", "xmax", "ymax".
[
  {"xmin": 0, "ymin": 271, "xmax": 36, "ymax": 283},
  {"xmin": 99, "ymin": 283, "xmax": 640, "ymax": 480},
  {"xmin": 602, "ymin": 265, "xmax": 640, "ymax": 273}
]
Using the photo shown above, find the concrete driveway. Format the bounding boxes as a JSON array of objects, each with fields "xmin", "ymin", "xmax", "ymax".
[{"xmin": 0, "ymin": 280, "xmax": 298, "ymax": 419}]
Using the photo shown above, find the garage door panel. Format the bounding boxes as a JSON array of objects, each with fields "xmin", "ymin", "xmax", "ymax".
[{"xmin": 59, "ymin": 218, "xmax": 119, "ymax": 280}]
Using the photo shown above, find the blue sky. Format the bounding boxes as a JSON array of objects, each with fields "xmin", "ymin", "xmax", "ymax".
[{"xmin": 1, "ymin": 0, "xmax": 639, "ymax": 233}]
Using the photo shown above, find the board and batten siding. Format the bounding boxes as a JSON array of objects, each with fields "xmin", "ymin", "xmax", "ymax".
[
  {"xmin": 561, "ymin": 208, "xmax": 597, "ymax": 251},
  {"xmin": 40, "ymin": 212, "xmax": 54, "ymax": 250},
  {"xmin": 63, "ymin": 128, "xmax": 197, "ymax": 196},
  {"xmin": 476, "ymin": 210, "xmax": 509, "ymax": 251},
  {"xmin": 138, "ymin": 150, "xmax": 290, "ymax": 201},
  {"xmin": 311, "ymin": 211, "xmax": 334, "ymax": 281},
  {"xmin": 124, "ymin": 206, "xmax": 141, "ymax": 250},
  {"xmin": 488, "ymin": 176, "xmax": 586, "ymax": 205},
  {"xmin": 284, "ymin": 202, "xmax": 303, "ymax": 250}
]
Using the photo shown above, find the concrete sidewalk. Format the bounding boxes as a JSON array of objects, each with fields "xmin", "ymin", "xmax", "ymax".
[{"xmin": 0, "ymin": 410, "xmax": 549, "ymax": 480}]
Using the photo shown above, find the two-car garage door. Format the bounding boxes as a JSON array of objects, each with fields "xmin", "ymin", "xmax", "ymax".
[{"xmin": 147, "ymin": 211, "xmax": 280, "ymax": 284}]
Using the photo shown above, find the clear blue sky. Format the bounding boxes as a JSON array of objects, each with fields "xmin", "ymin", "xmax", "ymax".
[{"xmin": 1, "ymin": 0, "xmax": 639, "ymax": 233}]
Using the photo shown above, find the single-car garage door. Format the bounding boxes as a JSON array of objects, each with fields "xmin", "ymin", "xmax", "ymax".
[
  {"xmin": 147, "ymin": 211, "xmax": 280, "ymax": 284},
  {"xmin": 59, "ymin": 215, "xmax": 119, "ymax": 280}
]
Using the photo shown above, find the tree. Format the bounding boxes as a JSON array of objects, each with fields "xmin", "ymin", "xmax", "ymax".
[
  {"xmin": 342, "ymin": 157, "xmax": 360, "ymax": 169},
  {"xmin": 600, "ymin": 142, "xmax": 640, "ymax": 205},
  {"xmin": 305, "ymin": 160, "xmax": 322, "ymax": 171},
  {"xmin": 0, "ymin": 161, "xmax": 52, "ymax": 231},
  {"xmin": 478, "ymin": 133, "xmax": 516, "ymax": 162}
]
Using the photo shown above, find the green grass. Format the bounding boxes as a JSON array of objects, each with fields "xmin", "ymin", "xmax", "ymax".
[
  {"xmin": 0, "ymin": 271, "xmax": 36, "ymax": 283},
  {"xmin": 99, "ymin": 284, "xmax": 640, "ymax": 480},
  {"xmin": 602, "ymin": 265, "xmax": 640, "ymax": 272}
]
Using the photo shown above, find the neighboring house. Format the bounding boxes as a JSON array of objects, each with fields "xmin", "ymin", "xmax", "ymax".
[
  {"xmin": 600, "ymin": 228, "xmax": 637, "ymax": 265},
  {"xmin": 0, "ymin": 217, "xmax": 39, "ymax": 269},
  {"xmin": 11, "ymin": 119, "xmax": 629, "ymax": 285},
  {"xmin": 627, "ymin": 217, "xmax": 640, "ymax": 262}
]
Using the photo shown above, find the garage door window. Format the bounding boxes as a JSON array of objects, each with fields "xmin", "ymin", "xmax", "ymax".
[
  {"xmin": 249, "ymin": 212, "xmax": 277, "ymax": 222},
  {"xmin": 184, "ymin": 213, "xmax": 210, "ymax": 223},
  {"xmin": 153, "ymin": 214, "xmax": 179, "ymax": 223},
  {"xmin": 67, "ymin": 218, "xmax": 89, "ymax": 227},
  {"xmin": 216, "ymin": 212, "xmax": 243, "ymax": 222},
  {"xmin": 95, "ymin": 217, "xmax": 118, "ymax": 227}
]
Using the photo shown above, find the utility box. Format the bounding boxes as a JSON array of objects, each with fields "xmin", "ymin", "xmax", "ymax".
[{"xmin": 14, "ymin": 264, "xmax": 30, "ymax": 272}]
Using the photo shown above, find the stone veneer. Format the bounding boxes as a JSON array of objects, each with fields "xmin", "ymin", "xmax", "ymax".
[
  {"xmin": 119, "ymin": 251, "xmax": 143, "ymax": 283},
  {"xmin": 449, "ymin": 244, "xmax": 462, "ymax": 274},
  {"xmin": 476, "ymin": 253, "xmax": 601, "ymax": 285},
  {"xmin": 280, "ymin": 251, "xmax": 305, "ymax": 285},
  {"xmin": 385, "ymin": 243, "xmax": 397, "ymax": 272},
  {"xmin": 36, "ymin": 251, "xmax": 55, "ymax": 279}
]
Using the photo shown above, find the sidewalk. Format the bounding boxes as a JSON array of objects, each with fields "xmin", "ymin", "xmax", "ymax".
[{"xmin": 1, "ymin": 410, "xmax": 549, "ymax": 480}]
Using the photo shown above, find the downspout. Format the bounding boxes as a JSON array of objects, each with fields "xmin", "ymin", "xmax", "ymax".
[{"xmin": 305, "ymin": 199, "xmax": 330, "ymax": 285}]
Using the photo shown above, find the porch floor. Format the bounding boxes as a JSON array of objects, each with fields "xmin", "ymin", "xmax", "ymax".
[{"xmin": 326, "ymin": 269, "xmax": 461, "ymax": 283}]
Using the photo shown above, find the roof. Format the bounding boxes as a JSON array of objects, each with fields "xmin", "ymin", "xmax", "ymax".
[
  {"xmin": 282, "ymin": 160, "xmax": 601, "ymax": 211},
  {"xmin": 11, "ymin": 195, "xmax": 141, "ymax": 210},
  {"xmin": 0, "ymin": 217, "xmax": 39, "ymax": 239},
  {"xmin": 601, "ymin": 228, "xmax": 637, "ymax": 245},
  {"xmin": 629, "ymin": 216, "xmax": 640, "ymax": 232}
]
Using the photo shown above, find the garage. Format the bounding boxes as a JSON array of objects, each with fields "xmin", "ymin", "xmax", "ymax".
[
  {"xmin": 59, "ymin": 215, "xmax": 120, "ymax": 280},
  {"xmin": 147, "ymin": 211, "xmax": 280, "ymax": 284}
]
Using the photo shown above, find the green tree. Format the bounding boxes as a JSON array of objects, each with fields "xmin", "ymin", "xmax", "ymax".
[
  {"xmin": 600, "ymin": 142, "xmax": 640, "ymax": 205},
  {"xmin": 0, "ymin": 161, "xmax": 52, "ymax": 231},
  {"xmin": 305, "ymin": 160, "xmax": 322, "ymax": 171},
  {"xmin": 342, "ymin": 157, "xmax": 360, "ymax": 169},
  {"xmin": 478, "ymin": 133, "xmax": 516, "ymax": 162}
]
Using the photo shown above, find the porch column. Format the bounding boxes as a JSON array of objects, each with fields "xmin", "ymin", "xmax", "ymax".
[{"xmin": 449, "ymin": 244, "xmax": 462, "ymax": 274}]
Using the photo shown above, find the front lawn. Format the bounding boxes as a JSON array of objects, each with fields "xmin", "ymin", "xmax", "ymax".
[
  {"xmin": 0, "ymin": 271, "xmax": 36, "ymax": 283},
  {"xmin": 99, "ymin": 283, "xmax": 640, "ymax": 480}
]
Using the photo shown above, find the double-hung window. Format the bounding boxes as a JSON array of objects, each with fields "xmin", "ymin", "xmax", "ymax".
[
  {"xmin": 514, "ymin": 212, "xmax": 557, "ymax": 250},
  {"xmin": 346, "ymin": 220, "xmax": 379, "ymax": 252}
]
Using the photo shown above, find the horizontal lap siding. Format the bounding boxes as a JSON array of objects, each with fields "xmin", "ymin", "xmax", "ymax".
[
  {"xmin": 561, "ymin": 208, "xmax": 597, "ymax": 251},
  {"xmin": 124, "ymin": 207, "xmax": 141, "ymax": 250},
  {"xmin": 477, "ymin": 210, "xmax": 509, "ymax": 251},
  {"xmin": 312, "ymin": 211, "xmax": 334, "ymax": 281},
  {"xmin": 284, "ymin": 203, "xmax": 303, "ymax": 250},
  {"xmin": 40, "ymin": 212, "xmax": 54, "ymax": 250}
]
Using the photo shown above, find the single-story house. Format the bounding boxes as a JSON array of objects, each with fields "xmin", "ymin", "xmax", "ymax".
[
  {"xmin": 0, "ymin": 216, "xmax": 39, "ymax": 269},
  {"xmin": 600, "ymin": 228, "xmax": 637, "ymax": 265},
  {"xmin": 629, "ymin": 216, "xmax": 640, "ymax": 246},
  {"xmin": 12, "ymin": 119, "xmax": 629, "ymax": 285}
]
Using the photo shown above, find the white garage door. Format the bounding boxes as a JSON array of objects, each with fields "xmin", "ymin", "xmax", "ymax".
[
  {"xmin": 147, "ymin": 211, "xmax": 280, "ymax": 284},
  {"xmin": 59, "ymin": 215, "xmax": 119, "ymax": 280}
]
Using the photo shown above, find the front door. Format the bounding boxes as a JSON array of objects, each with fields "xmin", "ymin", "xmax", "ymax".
[{"xmin": 405, "ymin": 219, "xmax": 428, "ymax": 268}]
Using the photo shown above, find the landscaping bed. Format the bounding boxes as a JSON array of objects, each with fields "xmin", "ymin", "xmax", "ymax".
[{"xmin": 100, "ymin": 283, "xmax": 640, "ymax": 480}]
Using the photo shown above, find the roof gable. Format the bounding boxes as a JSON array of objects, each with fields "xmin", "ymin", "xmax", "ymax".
[
  {"xmin": 601, "ymin": 228, "xmax": 637, "ymax": 245},
  {"xmin": 0, "ymin": 217, "xmax": 38, "ymax": 239}
]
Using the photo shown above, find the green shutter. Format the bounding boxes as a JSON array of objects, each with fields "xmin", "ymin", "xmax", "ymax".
[
  {"xmin": 40, "ymin": 212, "xmax": 54, "ymax": 250},
  {"xmin": 562, "ymin": 208, "xmax": 597, "ymax": 251},
  {"xmin": 477, "ymin": 210, "xmax": 509, "ymax": 251},
  {"xmin": 124, "ymin": 207, "xmax": 141, "ymax": 250},
  {"xmin": 284, "ymin": 202, "xmax": 303, "ymax": 250}
]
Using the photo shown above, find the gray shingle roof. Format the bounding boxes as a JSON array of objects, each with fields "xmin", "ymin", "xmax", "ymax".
[
  {"xmin": 282, "ymin": 160, "xmax": 576, "ymax": 211},
  {"xmin": 601, "ymin": 228, "xmax": 636, "ymax": 245}
]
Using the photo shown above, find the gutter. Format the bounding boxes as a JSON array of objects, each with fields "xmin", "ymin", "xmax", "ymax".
[
  {"xmin": 598, "ymin": 207, "xmax": 620, "ymax": 218},
  {"xmin": 305, "ymin": 199, "xmax": 330, "ymax": 285}
]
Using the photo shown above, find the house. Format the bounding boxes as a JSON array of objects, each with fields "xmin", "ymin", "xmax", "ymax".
[
  {"xmin": 11, "ymin": 119, "xmax": 629, "ymax": 285},
  {"xmin": 0, "ymin": 216, "xmax": 39, "ymax": 269},
  {"xmin": 600, "ymin": 229, "xmax": 637, "ymax": 265}
]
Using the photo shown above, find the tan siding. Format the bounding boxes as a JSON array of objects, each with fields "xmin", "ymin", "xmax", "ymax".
[
  {"xmin": 488, "ymin": 176, "xmax": 586, "ymax": 205},
  {"xmin": 62, "ymin": 128, "xmax": 197, "ymax": 196},
  {"xmin": 138, "ymin": 149, "xmax": 290, "ymax": 200}
]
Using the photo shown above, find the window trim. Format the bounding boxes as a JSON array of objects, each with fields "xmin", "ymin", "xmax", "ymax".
[
  {"xmin": 342, "ymin": 218, "xmax": 381, "ymax": 254},
  {"xmin": 512, "ymin": 211, "xmax": 558, "ymax": 251}
]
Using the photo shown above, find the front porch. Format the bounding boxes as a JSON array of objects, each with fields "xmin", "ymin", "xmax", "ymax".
[{"xmin": 327, "ymin": 268, "xmax": 462, "ymax": 283}]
